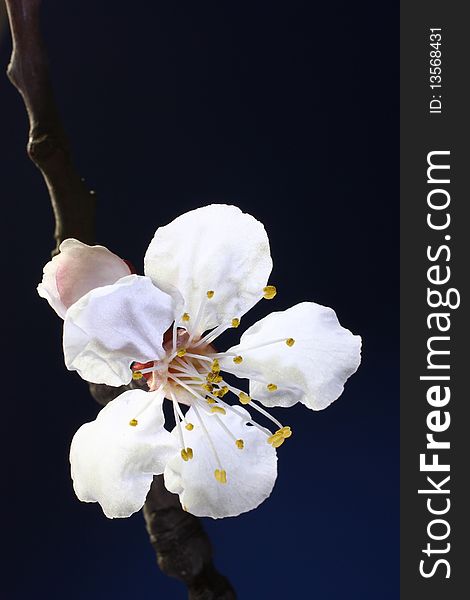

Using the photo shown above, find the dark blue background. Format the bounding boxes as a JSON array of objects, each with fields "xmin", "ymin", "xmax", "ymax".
[{"xmin": 2, "ymin": 1, "xmax": 398, "ymax": 598}]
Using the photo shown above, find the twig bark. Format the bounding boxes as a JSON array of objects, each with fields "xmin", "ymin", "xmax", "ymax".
[
  {"xmin": 5, "ymin": 0, "xmax": 95, "ymax": 253},
  {"xmin": 5, "ymin": 1, "xmax": 235, "ymax": 597},
  {"xmin": 144, "ymin": 478, "xmax": 236, "ymax": 600}
]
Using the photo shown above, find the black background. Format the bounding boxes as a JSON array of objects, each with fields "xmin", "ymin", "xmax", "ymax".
[{"xmin": 2, "ymin": 1, "xmax": 398, "ymax": 598}]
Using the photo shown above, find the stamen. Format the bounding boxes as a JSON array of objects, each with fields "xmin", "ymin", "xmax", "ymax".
[
  {"xmin": 169, "ymin": 371, "xmax": 199, "ymax": 379},
  {"xmin": 267, "ymin": 426, "xmax": 293, "ymax": 448},
  {"xmin": 267, "ymin": 383, "xmax": 278, "ymax": 392},
  {"xmin": 281, "ymin": 425, "xmax": 292, "ymax": 438},
  {"xmin": 132, "ymin": 371, "xmax": 143, "ymax": 380},
  {"xmin": 213, "ymin": 414, "xmax": 241, "ymax": 448},
  {"xmin": 263, "ymin": 285, "xmax": 277, "ymax": 299},
  {"xmin": 227, "ymin": 404, "xmax": 273, "ymax": 436},
  {"xmin": 136, "ymin": 362, "xmax": 167, "ymax": 375},
  {"xmin": 214, "ymin": 469, "xmax": 227, "ymax": 484},
  {"xmin": 181, "ymin": 447, "xmax": 194, "ymax": 461},
  {"xmin": 194, "ymin": 321, "xmax": 232, "ymax": 348},
  {"xmin": 286, "ymin": 337, "xmax": 295, "ymax": 347},
  {"xmin": 170, "ymin": 391, "xmax": 185, "ymax": 448},
  {"xmin": 238, "ymin": 392, "xmax": 251, "ymax": 404},
  {"xmin": 203, "ymin": 388, "xmax": 259, "ymax": 436},
  {"xmin": 227, "ymin": 384, "xmax": 284, "ymax": 429},
  {"xmin": 249, "ymin": 399, "xmax": 284, "ymax": 429},
  {"xmin": 233, "ymin": 355, "xmax": 243, "ymax": 364},
  {"xmin": 171, "ymin": 395, "xmax": 186, "ymax": 422},
  {"xmin": 187, "ymin": 294, "xmax": 212, "ymax": 344},
  {"xmin": 174, "ymin": 357, "xmax": 203, "ymax": 376},
  {"xmin": 267, "ymin": 432, "xmax": 284, "ymax": 448},
  {"xmin": 185, "ymin": 423, "xmax": 194, "ymax": 431},
  {"xmin": 210, "ymin": 406, "xmax": 226, "ymax": 415},
  {"xmin": 169, "ymin": 375, "xmax": 212, "ymax": 406},
  {"xmin": 192, "ymin": 404, "xmax": 225, "ymax": 475},
  {"xmin": 233, "ymin": 337, "xmax": 292, "ymax": 353},
  {"xmin": 192, "ymin": 322, "xmax": 227, "ymax": 348},
  {"xmin": 169, "ymin": 392, "xmax": 194, "ymax": 461},
  {"xmin": 182, "ymin": 313, "xmax": 191, "ymax": 322},
  {"xmin": 206, "ymin": 290, "xmax": 215, "ymax": 299},
  {"xmin": 231, "ymin": 318, "xmax": 240, "ymax": 328},
  {"xmin": 128, "ymin": 384, "xmax": 164, "ymax": 427},
  {"xmin": 184, "ymin": 352, "xmax": 212, "ymax": 363},
  {"xmin": 213, "ymin": 385, "xmax": 229, "ymax": 398},
  {"xmin": 177, "ymin": 348, "xmax": 187, "ymax": 357},
  {"xmin": 206, "ymin": 372, "xmax": 223, "ymax": 384},
  {"xmin": 171, "ymin": 373, "xmax": 274, "ymax": 453}
]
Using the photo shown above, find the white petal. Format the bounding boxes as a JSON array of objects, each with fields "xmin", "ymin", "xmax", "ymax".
[
  {"xmin": 221, "ymin": 302, "xmax": 362, "ymax": 410},
  {"xmin": 163, "ymin": 406, "xmax": 277, "ymax": 518},
  {"xmin": 70, "ymin": 388, "xmax": 179, "ymax": 518},
  {"xmin": 37, "ymin": 239, "xmax": 131, "ymax": 318},
  {"xmin": 144, "ymin": 204, "xmax": 272, "ymax": 334},
  {"xmin": 63, "ymin": 275, "xmax": 174, "ymax": 386}
]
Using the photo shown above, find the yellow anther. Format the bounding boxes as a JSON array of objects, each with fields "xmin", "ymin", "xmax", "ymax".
[
  {"xmin": 207, "ymin": 371, "xmax": 222, "ymax": 383},
  {"xmin": 182, "ymin": 313, "xmax": 190, "ymax": 322},
  {"xmin": 233, "ymin": 355, "xmax": 243, "ymax": 364},
  {"xmin": 129, "ymin": 418, "xmax": 138, "ymax": 427},
  {"xmin": 280, "ymin": 426, "xmax": 292, "ymax": 438},
  {"xmin": 206, "ymin": 290, "xmax": 215, "ymax": 299},
  {"xmin": 132, "ymin": 371, "xmax": 143, "ymax": 380},
  {"xmin": 211, "ymin": 359, "xmax": 220, "ymax": 373},
  {"xmin": 267, "ymin": 383, "xmax": 278, "ymax": 392},
  {"xmin": 231, "ymin": 318, "xmax": 240, "ymax": 328},
  {"xmin": 214, "ymin": 469, "xmax": 227, "ymax": 484},
  {"xmin": 177, "ymin": 348, "xmax": 187, "ymax": 357},
  {"xmin": 235, "ymin": 439, "xmax": 244, "ymax": 449},
  {"xmin": 210, "ymin": 406, "xmax": 226, "ymax": 415},
  {"xmin": 215, "ymin": 386, "xmax": 229, "ymax": 398},
  {"xmin": 181, "ymin": 447, "xmax": 194, "ymax": 461},
  {"xmin": 185, "ymin": 423, "xmax": 194, "ymax": 431},
  {"xmin": 263, "ymin": 285, "xmax": 277, "ymax": 300},
  {"xmin": 267, "ymin": 432, "xmax": 284, "ymax": 445},
  {"xmin": 202, "ymin": 383, "xmax": 214, "ymax": 393},
  {"xmin": 206, "ymin": 398, "xmax": 216, "ymax": 405},
  {"xmin": 267, "ymin": 426, "xmax": 292, "ymax": 447},
  {"xmin": 239, "ymin": 392, "xmax": 251, "ymax": 405},
  {"xmin": 286, "ymin": 338, "xmax": 295, "ymax": 347}
]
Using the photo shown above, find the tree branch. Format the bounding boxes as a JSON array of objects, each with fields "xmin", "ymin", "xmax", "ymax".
[
  {"xmin": 5, "ymin": 0, "xmax": 95, "ymax": 252},
  {"xmin": 5, "ymin": 1, "xmax": 236, "ymax": 596},
  {"xmin": 144, "ymin": 477, "xmax": 236, "ymax": 600}
]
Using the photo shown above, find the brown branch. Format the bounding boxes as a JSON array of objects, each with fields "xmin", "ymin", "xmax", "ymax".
[
  {"xmin": 5, "ymin": 0, "xmax": 95, "ymax": 253},
  {"xmin": 5, "ymin": 2, "xmax": 236, "ymax": 597},
  {"xmin": 144, "ymin": 477, "xmax": 236, "ymax": 600}
]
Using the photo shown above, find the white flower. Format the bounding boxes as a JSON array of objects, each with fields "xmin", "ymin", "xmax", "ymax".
[{"xmin": 38, "ymin": 204, "xmax": 361, "ymax": 519}]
